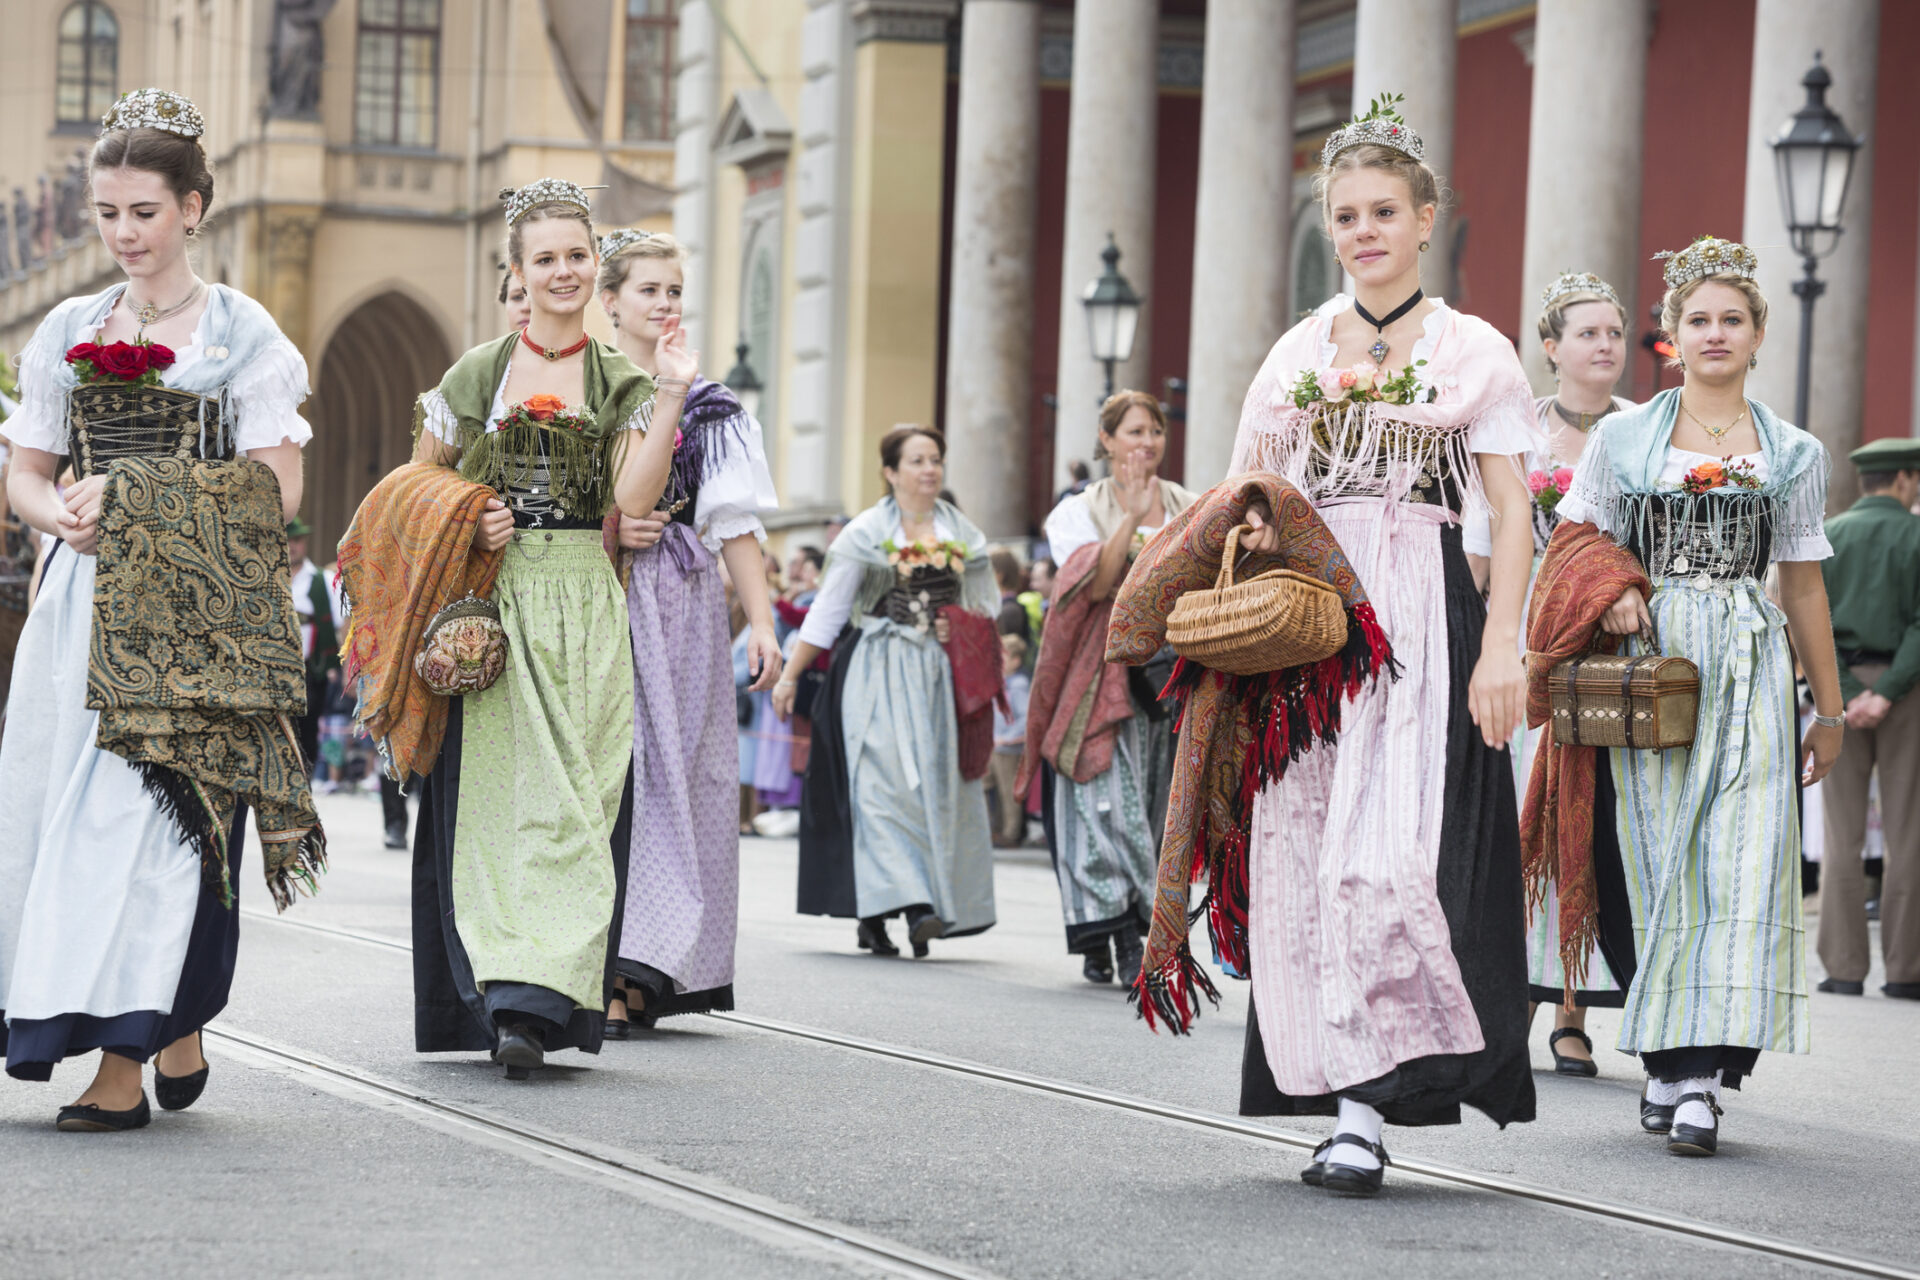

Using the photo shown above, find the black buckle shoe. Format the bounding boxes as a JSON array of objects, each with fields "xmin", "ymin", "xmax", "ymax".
[
  {"xmin": 1639, "ymin": 1086, "xmax": 1676, "ymax": 1134},
  {"xmin": 1667, "ymin": 1091, "xmax": 1723, "ymax": 1156},
  {"xmin": 1548, "ymin": 1026, "xmax": 1599, "ymax": 1077},
  {"xmin": 856, "ymin": 917, "xmax": 900, "ymax": 956},
  {"xmin": 57, "ymin": 1091, "xmax": 153, "ymax": 1132},
  {"xmin": 1318, "ymin": 1133, "xmax": 1390, "ymax": 1196},
  {"xmin": 1300, "ymin": 1138, "xmax": 1333, "ymax": 1186},
  {"xmin": 496, "ymin": 1023, "xmax": 545, "ymax": 1081}
]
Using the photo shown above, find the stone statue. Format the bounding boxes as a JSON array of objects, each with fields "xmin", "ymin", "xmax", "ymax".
[
  {"xmin": 11, "ymin": 187, "xmax": 31, "ymax": 269},
  {"xmin": 0, "ymin": 201, "xmax": 14, "ymax": 280},
  {"xmin": 268, "ymin": 0, "xmax": 338, "ymax": 118},
  {"xmin": 54, "ymin": 153, "xmax": 87, "ymax": 243},
  {"xmin": 33, "ymin": 175, "xmax": 52, "ymax": 260}
]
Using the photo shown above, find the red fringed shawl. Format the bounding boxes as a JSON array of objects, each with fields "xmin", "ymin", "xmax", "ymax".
[
  {"xmin": 1104, "ymin": 473, "xmax": 1396, "ymax": 1033},
  {"xmin": 1519, "ymin": 520, "xmax": 1652, "ymax": 1004},
  {"xmin": 940, "ymin": 604, "xmax": 1008, "ymax": 782}
]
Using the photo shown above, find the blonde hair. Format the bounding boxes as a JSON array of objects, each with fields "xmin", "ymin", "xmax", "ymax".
[
  {"xmin": 1538, "ymin": 291, "xmax": 1627, "ymax": 376},
  {"xmin": 597, "ymin": 230, "xmax": 689, "ymax": 295},
  {"xmin": 999, "ymin": 632, "xmax": 1029, "ymax": 662},
  {"xmin": 1313, "ymin": 142, "xmax": 1445, "ymax": 227},
  {"xmin": 1660, "ymin": 271, "xmax": 1769, "ymax": 343}
]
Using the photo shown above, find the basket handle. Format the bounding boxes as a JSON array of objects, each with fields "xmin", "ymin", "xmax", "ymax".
[{"xmin": 1215, "ymin": 524, "xmax": 1250, "ymax": 590}]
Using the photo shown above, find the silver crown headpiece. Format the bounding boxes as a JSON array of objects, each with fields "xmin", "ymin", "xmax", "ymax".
[
  {"xmin": 598, "ymin": 228, "xmax": 655, "ymax": 259},
  {"xmin": 1320, "ymin": 92, "xmax": 1425, "ymax": 167},
  {"xmin": 101, "ymin": 88, "xmax": 205, "ymax": 139},
  {"xmin": 1655, "ymin": 236, "xmax": 1759, "ymax": 290},
  {"xmin": 500, "ymin": 179, "xmax": 604, "ymax": 227},
  {"xmin": 1541, "ymin": 270, "xmax": 1622, "ymax": 310}
]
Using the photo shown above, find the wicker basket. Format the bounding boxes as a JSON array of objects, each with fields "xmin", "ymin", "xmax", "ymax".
[
  {"xmin": 884, "ymin": 565, "xmax": 961, "ymax": 628},
  {"xmin": 1165, "ymin": 524, "xmax": 1348, "ymax": 676},
  {"xmin": 1548, "ymin": 625, "xmax": 1699, "ymax": 750}
]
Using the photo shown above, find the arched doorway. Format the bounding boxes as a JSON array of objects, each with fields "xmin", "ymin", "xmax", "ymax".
[{"xmin": 305, "ymin": 292, "xmax": 452, "ymax": 559}]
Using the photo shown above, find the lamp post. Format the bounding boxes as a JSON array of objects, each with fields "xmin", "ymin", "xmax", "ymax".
[
  {"xmin": 1081, "ymin": 233, "xmax": 1142, "ymax": 406},
  {"xmin": 723, "ymin": 340, "xmax": 763, "ymax": 421},
  {"xmin": 1769, "ymin": 52, "xmax": 1861, "ymax": 432}
]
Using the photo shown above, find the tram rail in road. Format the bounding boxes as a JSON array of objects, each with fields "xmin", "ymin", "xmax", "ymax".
[{"xmin": 242, "ymin": 908, "xmax": 1920, "ymax": 1280}]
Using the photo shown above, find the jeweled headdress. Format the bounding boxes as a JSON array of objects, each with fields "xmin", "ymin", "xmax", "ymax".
[
  {"xmin": 1655, "ymin": 235, "xmax": 1759, "ymax": 290},
  {"xmin": 500, "ymin": 178, "xmax": 599, "ymax": 227},
  {"xmin": 101, "ymin": 88, "xmax": 205, "ymax": 139},
  {"xmin": 1541, "ymin": 270, "xmax": 1621, "ymax": 310},
  {"xmin": 1320, "ymin": 92, "xmax": 1425, "ymax": 167},
  {"xmin": 598, "ymin": 228, "xmax": 654, "ymax": 259}
]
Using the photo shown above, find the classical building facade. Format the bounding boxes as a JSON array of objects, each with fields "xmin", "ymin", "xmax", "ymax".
[{"xmin": 4, "ymin": 0, "xmax": 1917, "ymax": 549}]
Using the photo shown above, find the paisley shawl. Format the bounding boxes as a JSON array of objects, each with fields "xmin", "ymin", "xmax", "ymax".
[
  {"xmin": 1104, "ymin": 473, "xmax": 1396, "ymax": 1032},
  {"xmin": 88, "ymin": 457, "xmax": 326, "ymax": 909}
]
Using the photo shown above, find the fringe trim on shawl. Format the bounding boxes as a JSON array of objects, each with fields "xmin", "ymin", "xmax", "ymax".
[
  {"xmin": 123, "ymin": 753, "xmax": 328, "ymax": 912},
  {"xmin": 457, "ymin": 414, "xmax": 614, "ymax": 522},
  {"xmin": 1134, "ymin": 603, "xmax": 1397, "ymax": 1033}
]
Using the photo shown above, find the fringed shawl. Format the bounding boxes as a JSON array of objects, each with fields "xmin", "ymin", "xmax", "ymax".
[
  {"xmin": 1228, "ymin": 300, "xmax": 1537, "ymax": 523},
  {"xmin": 1569, "ymin": 388, "xmax": 1829, "ymax": 559},
  {"xmin": 415, "ymin": 332, "xmax": 656, "ymax": 521},
  {"xmin": 821, "ymin": 497, "xmax": 1000, "ymax": 625},
  {"xmin": 1017, "ymin": 541, "xmax": 1136, "ymax": 792},
  {"xmin": 89, "ymin": 457, "xmax": 326, "ymax": 910},
  {"xmin": 1105, "ymin": 473, "xmax": 1397, "ymax": 1033},
  {"xmin": 664, "ymin": 377, "xmax": 754, "ymax": 512}
]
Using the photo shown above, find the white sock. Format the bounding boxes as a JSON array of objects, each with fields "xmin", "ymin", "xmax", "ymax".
[
  {"xmin": 1643, "ymin": 1076, "xmax": 1683, "ymax": 1106},
  {"xmin": 1672, "ymin": 1074, "xmax": 1721, "ymax": 1130},
  {"xmin": 1328, "ymin": 1098, "xmax": 1385, "ymax": 1170}
]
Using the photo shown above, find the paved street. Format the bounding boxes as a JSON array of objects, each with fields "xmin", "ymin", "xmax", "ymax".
[{"xmin": 4, "ymin": 788, "xmax": 1918, "ymax": 1279}]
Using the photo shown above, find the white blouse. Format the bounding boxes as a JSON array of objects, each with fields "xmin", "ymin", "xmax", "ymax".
[
  {"xmin": 420, "ymin": 360, "xmax": 776, "ymax": 552},
  {"xmin": 1042, "ymin": 491, "xmax": 1166, "ymax": 566},
  {"xmin": 797, "ymin": 510, "xmax": 958, "ymax": 651},
  {"xmin": 1556, "ymin": 446, "xmax": 1833, "ymax": 562},
  {"xmin": 2, "ymin": 288, "xmax": 311, "ymax": 455}
]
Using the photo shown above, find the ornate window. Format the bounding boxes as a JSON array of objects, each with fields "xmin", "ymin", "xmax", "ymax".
[
  {"xmin": 56, "ymin": 2, "xmax": 119, "ymax": 127},
  {"xmin": 354, "ymin": 0, "xmax": 441, "ymax": 148},
  {"xmin": 623, "ymin": 0, "xmax": 677, "ymax": 142}
]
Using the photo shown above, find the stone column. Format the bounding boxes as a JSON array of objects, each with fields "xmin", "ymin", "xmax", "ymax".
[
  {"xmin": 1185, "ymin": 0, "xmax": 1295, "ymax": 488},
  {"xmin": 1350, "ymin": 0, "xmax": 1456, "ymax": 298},
  {"xmin": 673, "ymin": 2, "xmax": 721, "ymax": 346},
  {"xmin": 944, "ymin": 0, "xmax": 1040, "ymax": 538},
  {"xmin": 1742, "ymin": 0, "xmax": 1880, "ymax": 505},
  {"xmin": 1052, "ymin": 0, "xmax": 1158, "ymax": 492},
  {"xmin": 1518, "ymin": 0, "xmax": 1648, "ymax": 393}
]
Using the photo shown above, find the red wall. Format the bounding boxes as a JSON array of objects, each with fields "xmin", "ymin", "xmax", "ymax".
[
  {"xmin": 1864, "ymin": 0, "xmax": 1920, "ymax": 441},
  {"xmin": 1450, "ymin": 18, "xmax": 1533, "ymax": 340}
]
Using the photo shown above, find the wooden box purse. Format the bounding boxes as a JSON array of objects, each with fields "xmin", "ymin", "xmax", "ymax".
[{"xmin": 1548, "ymin": 621, "xmax": 1699, "ymax": 750}]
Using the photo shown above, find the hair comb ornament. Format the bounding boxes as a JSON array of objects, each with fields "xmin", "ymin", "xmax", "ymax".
[
  {"xmin": 499, "ymin": 179, "xmax": 607, "ymax": 227},
  {"xmin": 598, "ymin": 228, "xmax": 655, "ymax": 259},
  {"xmin": 101, "ymin": 88, "xmax": 205, "ymax": 139},
  {"xmin": 1541, "ymin": 270, "xmax": 1622, "ymax": 310},
  {"xmin": 1655, "ymin": 236, "xmax": 1760, "ymax": 290},
  {"xmin": 1320, "ymin": 92, "xmax": 1425, "ymax": 167}
]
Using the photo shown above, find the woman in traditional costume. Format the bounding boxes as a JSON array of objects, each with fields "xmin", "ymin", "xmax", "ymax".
[
  {"xmin": 1541, "ymin": 237, "xmax": 1842, "ymax": 1156},
  {"xmin": 1466, "ymin": 273, "xmax": 1637, "ymax": 1076},
  {"xmin": 1026, "ymin": 391, "xmax": 1195, "ymax": 987},
  {"xmin": 779, "ymin": 427, "xmax": 1000, "ymax": 958},
  {"xmin": 407, "ymin": 181, "xmax": 691, "ymax": 1079},
  {"xmin": 0, "ymin": 90, "xmax": 321, "ymax": 1129},
  {"xmin": 1225, "ymin": 96, "xmax": 1539, "ymax": 1193},
  {"xmin": 595, "ymin": 228, "xmax": 779, "ymax": 1035}
]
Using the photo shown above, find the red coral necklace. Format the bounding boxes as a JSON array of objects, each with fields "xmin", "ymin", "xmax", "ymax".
[{"xmin": 520, "ymin": 329, "xmax": 590, "ymax": 362}]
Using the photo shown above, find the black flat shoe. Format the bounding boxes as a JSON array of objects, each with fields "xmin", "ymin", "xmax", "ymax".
[
  {"xmin": 1114, "ymin": 925, "xmax": 1144, "ymax": 988},
  {"xmin": 856, "ymin": 917, "xmax": 900, "ymax": 957},
  {"xmin": 1300, "ymin": 1137, "xmax": 1333, "ymax": 1186},
  {"xmin": 1817, "ymin": 977, "xmax": 1865, "ymax": 995},
  {"xmin": 1548, "ymin": 1026, "xmax": 1599, "ymax": 1077},
  {"xmin": 603, "ymin": 1017, "xmax": 630, "ymax": 1041},
  {"xmin": 1667, "ymin": 1091, "xmax": 1722, "ymax": 1156},
  {"xmin": 57, "ymin": 1092, "xmax": 152, "ymax": 1132},
  {"xmin": 1082, "ymin": 945, "xmax": 1115, "ymax": 985},
  {"xmin": 154, "ymin": 1064, "xmax": 209, "ymax": 1111},
  {"xmin": 1883, "ymin": 982, "xmax": 1920, "ymax": 1000},
  {"xmin": 496, "ymin": 1023, "xmax": 544, "ymax": 1081},
  {"xmin": 1639, "ymin": 1087, "xmax": 1676, "ymax": 1134},
  {"xmin": 1318, "ymin": 1133, "xmax": 1390, "ymax": 1196}
]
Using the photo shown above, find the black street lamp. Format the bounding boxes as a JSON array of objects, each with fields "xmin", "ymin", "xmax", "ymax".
[
  {"xmin": 1769, "ymin": 52, "xmax": 1861, "ymax": 431},
  {"xmin": 1081, "ymin": 233, "xmax": 1142, "ymax": 404},
  {"xmin": 723, "ymin": 340, "xmax": 763, "ymax": 421}
]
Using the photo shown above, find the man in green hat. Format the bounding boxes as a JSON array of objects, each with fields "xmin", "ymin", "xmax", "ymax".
[{"xmin": 1818, "ymin": 436, "xmax": 1920, "ymax": 1000}]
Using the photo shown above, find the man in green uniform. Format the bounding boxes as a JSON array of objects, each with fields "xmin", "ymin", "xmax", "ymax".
[{"xmin": 1818, "ymin": 437, "xmax": 1920, "ymax": 1000}]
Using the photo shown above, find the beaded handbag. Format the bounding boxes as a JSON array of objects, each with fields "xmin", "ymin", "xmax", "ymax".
[{"xmin": 414, "ymin": 592, "xmax": 509, "ymax": 696}]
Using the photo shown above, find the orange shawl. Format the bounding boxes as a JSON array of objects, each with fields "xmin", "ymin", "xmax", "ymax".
[
  {"xmin": 336, "ymin": 463, "xmax": 504, "ymax": 781},
  {"xmin": 1520, "ymin": 520, "xmax": 1651, "ymax": 1002}
]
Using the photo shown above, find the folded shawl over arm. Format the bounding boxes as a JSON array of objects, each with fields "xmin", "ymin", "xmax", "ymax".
[
  {"xmin": 335, "ymin": 462, "xmax": 505, "ymax": 782},
  {"xmin": 1104, "ymin": 473, "xmax": 1397, "ymax": 1031},
  {"xmin": 89, "ymin": 456, "xmax": 326, "ymax": 909},
  {"xmin": 1519, "ymin": 521, "xmax": 1651, "ymax": 1003},
  {"xmin": 1015, "ymin": 539, "xmax": 1138, "ymax": 795}
]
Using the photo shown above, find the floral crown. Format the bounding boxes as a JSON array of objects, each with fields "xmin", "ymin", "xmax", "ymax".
[
  {"xmin": 1655, "ymin": 235, "xmax": 1759, "ymax": 290},
  {"xmin": 1320, "ymin": 92, "xmax": 1425, "ymax": 167},
  {"xmin": 101, "ymin": 88, "xmax": 205, "ymax": 139},
  {"xmin": 598, "ymin": 228, "xmax": 654, "ymax": 259},
  {"xmin": 500, "ymin": 178, "xmax": 601, "ymax": 227},
  {"xmin": 1541, "ymin": 270, "xmax": 1621, "ymax": 310}
]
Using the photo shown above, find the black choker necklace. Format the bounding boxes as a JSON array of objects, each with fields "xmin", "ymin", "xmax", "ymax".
[{"xmin": 1354, "ymin": 289, "xmax": 1424, "ymax": 362}]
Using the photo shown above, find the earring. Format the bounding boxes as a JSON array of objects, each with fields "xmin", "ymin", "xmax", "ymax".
[
  {"xmin": 1749, "ymin": 354, "xmax": 1758, "ymax": 371},
  {"xmin": 609, "ymin": 310, "xmax": 620, "ymax": 330},
  {"xmin": 1418, "ymin": 241, "xmax": 1429, "ymax": 253},
  {"xmin": 185, "ymin": 225, "xmax": 197, "ymax": 238}
]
